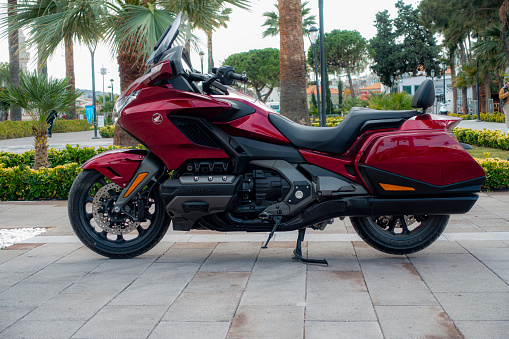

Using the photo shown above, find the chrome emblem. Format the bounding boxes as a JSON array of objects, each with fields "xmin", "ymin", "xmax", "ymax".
[{"xmin": 152, "ymin": 113, "xmax": 163, "ymax": 125}]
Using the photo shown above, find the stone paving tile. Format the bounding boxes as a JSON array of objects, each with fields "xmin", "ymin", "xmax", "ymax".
[
  {"xmin": 375, "ymin": 305, "xmax": 462, "ymax": 339},
  {"xmin": 199, "ymin": 242, "xmax": 261, "ymax": 272},
  {"xmin": 409, "ymin": 253, "xmax": 509, "ymax": 293},
  {"xmin": 227, "ymin": 305, "xmax": 304, "ymax": 338},
  {"xmin": 91, "ymin": 257, "xmax": 155, "ymax": 275},
  {"xmin": 240, "ymin": 256, "xmax": 306, "ymax": 306},
  {"xmin": 0, "ymin": 272, "xmax": 33, "ymax": 293},
  {"xmin": 184, "ymin": 271, "xmax": 250, "ymax": 293},
  {"xmin": 434, "ymin": 292, "xmax": 509, "ymax": 321},
  {"xmin": 73, "ymin": 305, "xmax": 167, "ymax": 338},
  {"xmin": 1, "ymin": 320, "xmax": 85, "ymax": 339},
  {"xmin": 22, "ymin": 292, "xmax": 114, "ymax": 321},
  {"xmin": 306, "ymin": 271, "xmax": 377, "ymax": 322},
  {"xmin": 0, "ymin": 243, "xmax": 81, "ymax": 273},
  {"xmin": 0, "ymin": 281, "xmax": 72, "ymax": 307},
  {"xmin": 149, "ymin": 321, "xmax": 231, "ymax": 339},
  {"xmin": 155, "ymin": 247, "xmax": 214, "ymax": 264},
  {"xmin": 304, "ymin": 321, "xmax": 383, "ymax": 339},
  {"xmin": 0, "ymin": 306, "xmax": 34, "ymax": 332},
  {"xmin": 413, "ymin": 241, "xmax": 468, "ymax": 254},
  {"xmin": 454, "ymin": 320, "xmax": 509, "ymax": 339},
  {"xmin": 458, "ymin": 240, "xmax": 509, "ymax": 249},
  {"xmin": 62, "ymin": 272, "xmax": 140, "ymax": 295},
  {"xmin": 162, "ymin": 292, "xmax": 242, "ymax": 322},
  {"xmin": 110, "ymin": 262, "xmax": 200, "ymax": 306},
  {"xmin": 359, "ymin": 258, "xmax": 438, "ymax": 306},
  {"xmin": 0, "ymin": 250, "xmax": 27, "ymax": 265}
]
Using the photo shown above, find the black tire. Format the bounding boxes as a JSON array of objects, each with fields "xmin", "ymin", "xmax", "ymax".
[
  {"xmin": 350, "ymin": 215, "xmax": 449, "ymax": 255},
  {"xmin": 68, "ymin": 169, "xmax": 170, "ymax": 258}
]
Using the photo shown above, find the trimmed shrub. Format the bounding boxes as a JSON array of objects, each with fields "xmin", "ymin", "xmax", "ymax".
[
  {"xmin": 0, "ymin": 163, "xmax": 82, "ymax": 200},
  {"xmin": 453, "ymin": 128, "xmax": 509, "ymax": 150},
  {"xmin": 312, "ymin": 116, "xmax": 345, "ymax": 127},
  {"xmin": 449, "ymin": 112, "xmax": 505, "ymax": 123},
  {"xmin": 0, "ymin": 120, "xmax": 91, "ymax": 140},
  {"xmin": 475, "ymin": 157, "xmax": 509, "ymax": 190},
  {"xmin": 99, "ymin": 124, "xmax": 115, "ymax": 138}
]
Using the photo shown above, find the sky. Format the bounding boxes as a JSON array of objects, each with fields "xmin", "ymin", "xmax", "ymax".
[{"xmin": 0, "ymin": 0, "xmax": 422, "ymax": 94}]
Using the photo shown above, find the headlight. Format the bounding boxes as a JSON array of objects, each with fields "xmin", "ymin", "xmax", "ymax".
[{"xmin": 113, "ymin": 90, "xmax": 141, "ymax": 122}]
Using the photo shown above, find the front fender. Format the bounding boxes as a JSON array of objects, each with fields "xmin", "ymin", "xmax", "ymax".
[{"xmin": 82, "ymin": 149, "xmax": 147, "ymax": 187}]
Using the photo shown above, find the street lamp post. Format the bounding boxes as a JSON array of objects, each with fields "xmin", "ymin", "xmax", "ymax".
[
  {"xmin": 307, "ymin": 26, "xmax": 322, "ymax": 126},
  {"xmin": 100, "ymin": 66, "xmax": 107, "ymax": 106},
  {"xmin": 431, "ymin": 69, "xmax": 435, "ymax": 80},
  {"xmin": 442, "ymin": 62, "xmax": 446, "ymax": 104},
  {"xmin": 476, "ymin": 59, "xmax": 480, "ymax": 121},
  {"xmin": 242, "ymin": 71, "xmax": 247, "ymax": 93},
  {"xmin": 390, "ymin": 76, "xmax": 394, "ymax": 94},
  {"xmin": 318, "ymin": 0, "xmax": 327, "ymax": 127},
  {"xmin": 110, "ymin": 79, "xmax": 114, "ymax": 103},
  {"xmin": 199, "ymin": 51, "xmax": 205, "ymax": 74},
  {"xmin": 90, "ymin": 49, "xmax": 99, "ymax": 139}
]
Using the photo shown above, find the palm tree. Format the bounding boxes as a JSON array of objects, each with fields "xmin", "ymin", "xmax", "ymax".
[
  {"xmin": 3, "ymin": 0, "xmax": 108, "ymax": 120},
  {"xmin": 278, "ymin": 0, "xmax": 309, "ymax": 125},
  {"xmin": 0, "ymin": 72, "xmax": 82, "ymax": 169},
  {"xmin": 7, "ymin": 0, "xmax": 21, "ymax": 121},
  {"xmin": 205, "ymin": 6, "xmax": 232, "ymax": 73},
  {"xmin": 262, "ymin": 0, "xmax": 316, "ymax": 38}
]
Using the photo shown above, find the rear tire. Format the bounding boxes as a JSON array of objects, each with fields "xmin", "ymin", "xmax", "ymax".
[
  {"xmin": 68, "ymin": 169, "xmax": 170, "ymax": 258},
  {"xmin": 350, "ymin": 215, "xmax": 449, "ymax": 255}
]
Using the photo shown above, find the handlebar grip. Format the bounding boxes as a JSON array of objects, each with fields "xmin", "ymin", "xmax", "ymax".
[{"xmin": 228, "ymin": 71, "xmax": 248, "ymax": 83}]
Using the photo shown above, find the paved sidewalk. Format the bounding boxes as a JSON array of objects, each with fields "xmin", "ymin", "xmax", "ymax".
[
  {"xmin": 0, "ymin": 130, "xmax": 113, "ymax": 154},
  {"xmin": 0, "ymin": 192, "xmax": 508, "ymax": 338}
]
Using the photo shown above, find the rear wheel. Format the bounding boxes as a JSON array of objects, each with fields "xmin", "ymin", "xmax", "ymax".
[
  {"xmin": 350, "ymin": 215, "xmax": 449, "ymax": 255},
  {"xmin": 68, "ymin": 169, "xmax": 170, "ymax": 258}
]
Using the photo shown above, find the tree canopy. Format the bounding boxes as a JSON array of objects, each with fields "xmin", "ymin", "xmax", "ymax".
[
  {"xmin": 223, "ymin": 48, "xmax": 279, "ymax": 102},
  {"xmin": 370, "ymin": 0, "xmax": 440, "ymax": 86},
  {"xmin": 262, "ymin": 0, "xmax": 315, "ymax": 38}
]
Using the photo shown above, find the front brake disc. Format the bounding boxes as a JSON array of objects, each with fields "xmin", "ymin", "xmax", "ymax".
[{"xmin": 92, "ymin": 183, "xmax": 140, "ymax": 235}]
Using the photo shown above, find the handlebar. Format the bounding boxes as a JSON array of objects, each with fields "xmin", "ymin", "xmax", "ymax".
[{"xmin": 227, "ymin": 71, "xmax": 248, "ymax": 83}]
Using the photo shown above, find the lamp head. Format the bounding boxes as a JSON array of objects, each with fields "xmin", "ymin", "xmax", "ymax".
[{"xmin": 309, "ymin": 26, "xmax": 318, "ymax": 44}]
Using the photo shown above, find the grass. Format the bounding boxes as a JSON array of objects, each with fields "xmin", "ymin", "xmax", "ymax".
[{"xmin": 466, "ymin": 145, "xmax": 509, "ymax": 160}]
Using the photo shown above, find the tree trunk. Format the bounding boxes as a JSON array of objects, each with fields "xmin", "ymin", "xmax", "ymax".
[
  {"xmin": 8, "ymin": 0, "xmax": 21, "ymax": 121},
  {"xmin": 484, "ymin": 73, "xmax": 491, "ymax": 114},
  {"xmin": 114, "ymin": 44, "xmax": 147, "ymax": 147},
  {"xmin": 278, "ymin": 0, "xmax": 310, "ymax": 126},
  {"xmin": 450, "ymin": 52, "xmax": 458, "ymax": 114},
  {"xmin": 64, "ymin": 36, "xmax": 76, "ymax": 119},
  {"xmin": 33, "ymin": 126, "xmax": 49, "ymax": 170},
  {"xmin": 459, "ymin": 42, "xmax": 468, "ymax": 114},
  {"xmin": 207, "ymin": 31, "xmax": 214, "ymax": 73},
  {"xmin": 347, "ymin": 71, "xmax": 354, "ymax": 98}
]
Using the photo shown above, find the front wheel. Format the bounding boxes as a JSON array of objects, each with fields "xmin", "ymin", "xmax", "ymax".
[
  {"xmin": 68, "ymin": 169, "xmax": 170, "ymax": 258},
  {"xmin": 350, "ymin": 215, "xmax": 449, "ymax": 255}
]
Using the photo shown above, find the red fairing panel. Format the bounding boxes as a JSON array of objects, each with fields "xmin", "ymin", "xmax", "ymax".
[
  {"xmin": 359, "ymin": 130, "xmax": 485, "ymax": 186},
  {"xmin": 213, "ymin": 91, "xmax": 290, "ymax": 144},
  {"xmin": 299, "ymin": 150, "xmax": 361, "ymax": 183},
  {"xmin": 81, "ymin": 149, "xmax": 146, "ymax": 187},
  {"xmin": 118, "ymin": 87, "xmax": 230, "ymax": 170}
]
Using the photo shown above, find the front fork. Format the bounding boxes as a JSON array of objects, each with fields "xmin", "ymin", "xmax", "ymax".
[{"xmin": 113, "ymin": 153, "xmax": 165, "ymax": 214}]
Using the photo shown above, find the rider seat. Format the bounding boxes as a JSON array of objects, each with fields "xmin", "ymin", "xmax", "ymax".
[
  {"xmin": 269, "ymin": 80, "xmax": 436, "ymax": 154},
  {"xmin": 269, "ymin": 108, "xmax": 419, "ymax": 154}
]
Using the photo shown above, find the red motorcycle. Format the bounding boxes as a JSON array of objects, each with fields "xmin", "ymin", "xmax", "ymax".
[{"xmin": 68, "ymin": 13, "xmax": 485, "ymax": 263}]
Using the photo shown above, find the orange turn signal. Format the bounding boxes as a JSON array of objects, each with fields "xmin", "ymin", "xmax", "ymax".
[
  {"xmin": 379, "ymin": 183, "xmax": 415, "ymax": 191},
  {"xmin": 123, "ymin": 172, "xmax": 149, "ymax": 198}
]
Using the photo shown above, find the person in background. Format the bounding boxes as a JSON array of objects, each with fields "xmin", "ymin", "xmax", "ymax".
[
  {"xmin": 499, "ymin": 80, "xmax": 509, "ymax": 133},
  {"xmin": 47, "ymin": 110, "xmax": 57, "ymax": 137}
]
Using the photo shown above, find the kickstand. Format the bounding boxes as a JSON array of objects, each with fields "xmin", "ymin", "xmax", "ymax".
[
  {"xmin": 262, "ymin": 216, "xmax": 282, "ymax": 249},
  {"xmin": 293, "ymin": 228, "xmax": 328, "ymax": 266}
]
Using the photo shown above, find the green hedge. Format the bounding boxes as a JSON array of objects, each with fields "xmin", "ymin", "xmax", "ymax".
[
  {"xmin": 475, "ymin": 157, "xmax": 509, "ymax": 190},
  {"xmin": 99, "ymin": 125, "xmax": 115, "ymax": 138},
  {"xmin": 0, "ymin": 120, "xmax": 91, "ymax": 140},
  {"xmin": 453, "ymin": 128, "xmax": 509, "ymax": 150},
  {"xmin": 449, "ymin": 112, "xmax": 505, "ymax": 123},
  {"xmin": 0, "ymin": 144, "xmax": 126, "ymax": 168},
  {"xmin": 0, "ymin": 163, "xmax": 82, "ymax": 200}
]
